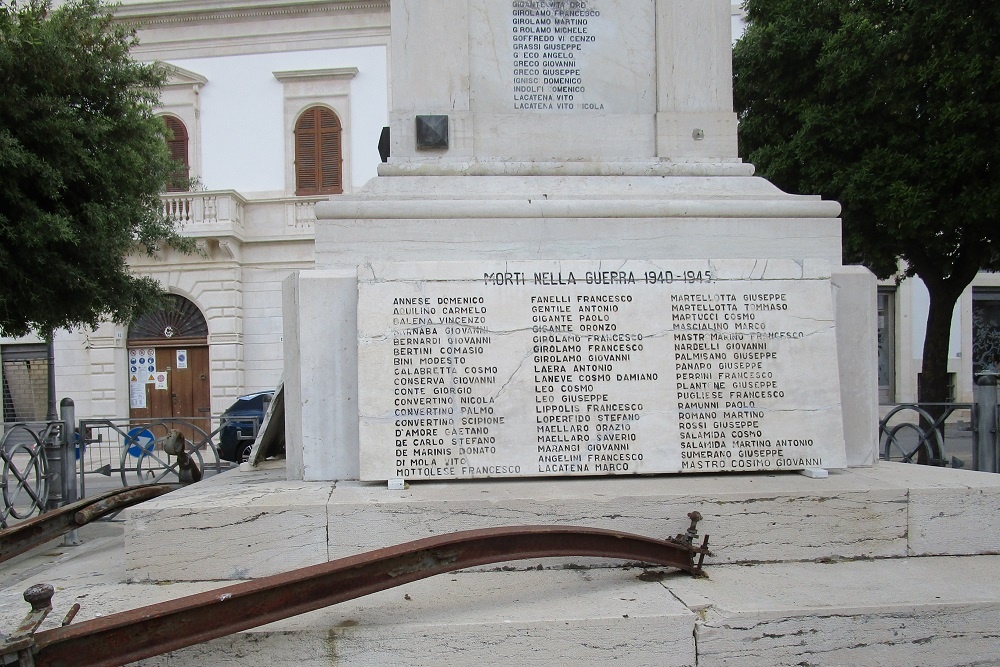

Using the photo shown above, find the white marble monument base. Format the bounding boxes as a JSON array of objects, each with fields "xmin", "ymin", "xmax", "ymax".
[
  {"xmin": 125, "ymin": 462, "xmax": 1000, "ymax": 582},
  {"xmin": 5, "ymin": 462, "xmax": 999, "ymax": 666}
]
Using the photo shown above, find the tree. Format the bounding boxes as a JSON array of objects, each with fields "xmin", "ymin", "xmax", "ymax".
[
  {"xmin": 733, "ymin": 0, "xmax": 1000, "ymax": 407},
  {"xmin": 0, "ymin": 0, "xmax": 189, "ymax": 339}
]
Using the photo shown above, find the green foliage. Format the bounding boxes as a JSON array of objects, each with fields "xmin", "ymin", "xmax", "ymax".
[
  {"xmin": 736, "ymin": 0, "xmax": 1000, "ymax": 283},
  {"xmin": 734, "ymin": 0, "xmax": 1000, "ymax": 401},
  {"xmin": 0, "ymin": 0, "xmax": 189, "ymax": 338}
]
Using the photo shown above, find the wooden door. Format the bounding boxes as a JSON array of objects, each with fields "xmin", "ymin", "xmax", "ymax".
[{"xmin": 129, "ymin": 345, "xmax": 211, "ymax": 440}]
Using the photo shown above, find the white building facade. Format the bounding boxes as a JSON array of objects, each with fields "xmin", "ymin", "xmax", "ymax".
[
  {"xmin": 878, "ymin": 274, "xmax": 1000, "ymax": 405},
  {"xmin": 4, "ymin": 0, "xmax": 992, "ymax": 425},
  {"xmin": 3, "ymin": 0, "xmax": 390, "ymax": 423}
]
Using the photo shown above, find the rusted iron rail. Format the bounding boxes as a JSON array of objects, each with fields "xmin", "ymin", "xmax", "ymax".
[
  {"xmin": 18, "ymin": 520, "xmax": 710, "ymax": 667},
  {"xmin": 0, "ymin": 485, "xmax": 178, "ymax": 564}
]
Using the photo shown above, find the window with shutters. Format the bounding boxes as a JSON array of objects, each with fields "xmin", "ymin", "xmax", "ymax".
[
  {"xmin": 158, "ymin": 65, "xmax": 205, "ymax": 190},
  {"xmin": 162, "ymin": 114, "xmax": 190, "ymax": 192},
  {"xmin": 294, "ymin": 106, "xmax": 343, "ymax": 196}
]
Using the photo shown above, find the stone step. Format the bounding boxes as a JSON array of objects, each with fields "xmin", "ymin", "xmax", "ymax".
[
  {"xmin": 181, "ymin": 556, "xmax": 1000, "ymax": 667},
  {"xmin": 3, "ymin": 532, "xmax": 998, "ymax": 667},
  {"xmin": 124, "ymin": 462, "xmax": 1000, "ymax": 582}
]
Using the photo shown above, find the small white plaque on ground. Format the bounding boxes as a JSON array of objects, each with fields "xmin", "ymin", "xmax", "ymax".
[{"xmin": 358, "ymin": 260, "xmax": 847, "ymax": 481}]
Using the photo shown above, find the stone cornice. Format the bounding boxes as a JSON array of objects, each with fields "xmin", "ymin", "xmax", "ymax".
[
  {"xmin": 162, "ymin": 63, "xmax": 208, "ymax": 87},
  {"xmin": 117, "ymin": 0, "xmax": 389, "ymax": 59},
  {"xmin": 115, "ymin": 0, "xmax": 389, "ymax": 27},
  {"xmin": 273, "ymin": 67, "xmax": 359, "ymax": 83},
  {"xmin": 317, "ymin": 198, "xmax": 843, "ymax": 221}
]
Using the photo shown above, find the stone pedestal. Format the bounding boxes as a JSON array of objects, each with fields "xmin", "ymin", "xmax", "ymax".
[
  {"xmin": 284, "ymin": 170, "xmax": 877, "ymax": 481},
  {"xmin": 124, "ymin": 463, "xmax": 1000, "ymax": 582},
  {"xmin": 282, "ymin": 0, "xmax": 878, "ymax": 482}
]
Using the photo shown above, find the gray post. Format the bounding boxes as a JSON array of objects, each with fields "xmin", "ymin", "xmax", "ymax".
[
  {"xmin": 973, "ymin": 372, "xmax": 999, "ymax": 473},
  {"xmin": 59, "ymin": 398, "xmax": 78, "ymax": 505},
  {"xmin": 59, "ymin": 398, "xmax": 80, "ymax": 546},
  {"xmin": 43, "ymin": 427, "xmax": 64, "ymax": 512}
]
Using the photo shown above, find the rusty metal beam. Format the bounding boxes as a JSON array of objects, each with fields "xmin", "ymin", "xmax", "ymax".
[
  {"xmin": 0, "ymin": 485, "xmax": 178, "ymax": 564},
  {"xmin": 28, "ymin": 523, "xmax": 710, "ymax": 667}
]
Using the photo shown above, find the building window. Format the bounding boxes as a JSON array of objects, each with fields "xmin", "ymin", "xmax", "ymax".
[
  {"xmin": 274, "ymin": 67, "xmax": 357, "ymax": 198},
  {"xmin": 162, "ymin": 114, "xmax": 190, "ymax": 192},
  {"xmin": 917, "ymin": 372, "xmax": 957, "ymax": 403},
  {"xmin": 1, "ymin": 343, "xmax": 49, "ymax": 422},
  {"xmin": 158, "ymin": 65, "xmax": 205, "ymax": 189},
  {"xmin": 877, "ymin": 288, "xmax": 896, "ymax": 404},
  {"xmin": 129, "ymin": 294, "xmax": 208, "ymax": 343},
  {"xmin": 973, "ymin": 288, "xmax": 1000, "ymax": 377},
  {"xmin": 294, "ymin": 106, "xmax": 343, "ymax": 196}
]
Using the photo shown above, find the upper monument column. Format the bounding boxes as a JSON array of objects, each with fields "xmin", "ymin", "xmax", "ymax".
[{"xmin": 387, "ymin": 0, "xmax": 738, "ymax": 168}]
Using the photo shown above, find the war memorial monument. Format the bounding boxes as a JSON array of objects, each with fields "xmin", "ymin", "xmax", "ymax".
[{"xmin": 120, "ymin": 1, "xmax": 1000, "ymax": 664}]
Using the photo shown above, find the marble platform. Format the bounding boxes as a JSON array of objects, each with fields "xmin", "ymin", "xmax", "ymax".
[
  {"xmin": 5, "ymin": 464, "xmax": 1000, "ymax": 667},
  {"xmin": 123, "ymin": 462, "xmax": 1000, "ymax": 582}
]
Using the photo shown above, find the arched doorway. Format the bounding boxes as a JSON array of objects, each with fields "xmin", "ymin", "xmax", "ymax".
[{"xmin": 127, "ymin": 295, "xmax": 212, "ymax": 434}]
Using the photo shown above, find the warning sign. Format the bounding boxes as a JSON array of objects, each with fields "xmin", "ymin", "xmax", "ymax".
[{"xmin": 130, "ymin": 348, "xmax": 156, "ymax": 381}]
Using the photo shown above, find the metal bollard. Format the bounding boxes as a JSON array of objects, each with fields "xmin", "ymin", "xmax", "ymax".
[
  {"xmin": 40, "ymin": 400, "xmax": 80, "ymax": 536},
  {"xmin": 42, "ymin": 433, "xmax": 64, "ymax": 513},
  {"xmin": 59, "ymin": 399, "xmax": 79, "ymax": 546},
  {"xmin": 974, "ymin": 372, "xmax": 999, "ymax": 473},
  {"xmin": 59, "ymin": 399, "xmax": 78, "ymax": 506}
]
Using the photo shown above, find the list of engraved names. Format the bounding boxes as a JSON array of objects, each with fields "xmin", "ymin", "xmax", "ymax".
[
  {"xmin": 357, "ymin": 261, "xmax": 846, "ymax": 481},
  {"xmin": 511, "ymin": 1, "xmax": 603, "ymax": 111}
]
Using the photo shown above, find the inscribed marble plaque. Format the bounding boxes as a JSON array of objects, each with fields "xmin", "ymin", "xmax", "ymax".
[
  {"xmin": 358, "ymin": 260, "xmax": 847, "ymax": 481},
  {"xmin": 469, "ymin": 0, "xmax": 656, "ymax": 114}
]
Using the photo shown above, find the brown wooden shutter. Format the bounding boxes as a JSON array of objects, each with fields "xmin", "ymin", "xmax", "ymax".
[
  {"xmin": 163, "ymin": 115, "xmax": 189, "ymax": 192},
  {"xmin": 295, "ymin": 106, "xmax": 342, "ymax": 196}
]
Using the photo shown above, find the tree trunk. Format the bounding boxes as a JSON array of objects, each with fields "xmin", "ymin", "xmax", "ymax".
[
  {"xmin": 917, "ymin": 280, "xmax": 963, "ymax": 464},
  {"xmin": 918, "ymin": 283, "xmax": 959, "ymax": 405}
]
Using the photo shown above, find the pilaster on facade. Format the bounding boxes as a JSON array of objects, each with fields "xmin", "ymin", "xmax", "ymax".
[{"xmin": 208, "ymin": 336, "xmax": 247, "ymax": 411}]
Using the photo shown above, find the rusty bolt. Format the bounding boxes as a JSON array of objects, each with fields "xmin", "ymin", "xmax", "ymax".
[
  {"xmin": 23, "ymin": 584, "xmax": 54, "ymax": 612},
  {"xmin": 685, "ymin": 512, "xmax": 704, "ymax": 544}
]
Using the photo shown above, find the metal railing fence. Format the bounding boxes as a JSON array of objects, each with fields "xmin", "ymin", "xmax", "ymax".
[
  {"xmin": 77, "ymin": 415, "xmax": 262, "ymax": 492},
  {"xmin": 879, "ymin": 402, "xmax": 974, "ymax": 467},
  {"xmin": 1, "ymin": 402, "xmax": 263, "ymax": 527},
  {"xmin": 878, "ymin": 374, "xmax": 998, "ymax": 472},
  {"xmin": 0, "ymin": 419, "xmax": 69, "ymax": 529}
]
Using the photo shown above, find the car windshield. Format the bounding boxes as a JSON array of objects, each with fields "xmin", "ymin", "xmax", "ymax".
[{"xmin": 225, "ymin": 393, "xmax": 270, "ymax": 415}]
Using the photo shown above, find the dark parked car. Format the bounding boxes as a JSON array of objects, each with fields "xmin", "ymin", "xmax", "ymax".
[{"xmin": 218, "ymin": 391, "xmax": 273, "ymax": 463}]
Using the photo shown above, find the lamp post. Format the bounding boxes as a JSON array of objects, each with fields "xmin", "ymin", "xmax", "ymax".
[{"xmin": 46, "ymin": 332, "xmax": 56, "ymax": 421}]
